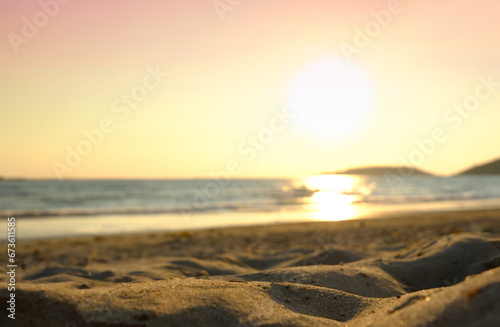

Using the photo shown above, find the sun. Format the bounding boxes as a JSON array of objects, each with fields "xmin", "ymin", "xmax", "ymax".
[{"xmin": 285, "ymin": 57, "xmax": 374, "ymax": 139}]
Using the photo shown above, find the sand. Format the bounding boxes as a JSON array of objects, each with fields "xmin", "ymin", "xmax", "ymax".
[{"xmin": 1, "ymin": 209, "xmax": 500, "ymax": 326}]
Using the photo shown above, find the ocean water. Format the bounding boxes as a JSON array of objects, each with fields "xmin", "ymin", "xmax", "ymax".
[{"xmin": 1, "ymin": 175, "xmax": 500, "ymax": 239}]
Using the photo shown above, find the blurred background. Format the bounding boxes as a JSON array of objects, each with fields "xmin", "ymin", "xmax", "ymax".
[{"xmin": 1, "ymin": 0, "xmax": 500, "ymax": 239}]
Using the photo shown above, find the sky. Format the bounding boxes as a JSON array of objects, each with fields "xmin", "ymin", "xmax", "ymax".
[{"xmin": 1, "ymin": 0, "xmax": 500, "ymax": 179}]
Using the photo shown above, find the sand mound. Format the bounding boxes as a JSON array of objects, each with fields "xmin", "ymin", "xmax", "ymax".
[
  {"xmin": 380, "ymin": 232, "xmax": 500, "ymax": 290},
  {"xmin": 1, "ymin": 210, "xmax": 500, "ymax": 326}
]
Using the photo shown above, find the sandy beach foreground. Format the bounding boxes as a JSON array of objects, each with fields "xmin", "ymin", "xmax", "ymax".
[{"xmin": 1, "ymin": 210, "xmax": 500, "ymax": 326}]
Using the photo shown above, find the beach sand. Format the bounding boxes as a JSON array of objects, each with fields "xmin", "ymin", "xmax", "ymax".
[{"xmin": 1, "ymin": 209, "xmax": 500, "ymax": 326}]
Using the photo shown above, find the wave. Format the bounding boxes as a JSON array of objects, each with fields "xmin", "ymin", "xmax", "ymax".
[
  {"xmin": 351, "ymin": 193, "xmax": 500, "ymax": 205},
  {"xmin": 0, "ymin": 204, "xmax": 249, "ymax": 218}
]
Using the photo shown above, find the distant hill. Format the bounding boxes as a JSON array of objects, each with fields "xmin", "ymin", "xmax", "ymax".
[
  {"xmin": 457, "ymin": 158, "xmax": 500, "ymax": 175},
  {"xmin": 331, "ymin": 166, "xmax": 432, "ymax": 176}
]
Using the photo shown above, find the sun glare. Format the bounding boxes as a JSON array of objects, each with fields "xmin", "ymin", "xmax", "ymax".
[
  {"xmin": 286, "ymin": 57, "xmax": 374, "ymax": 139},
  {"xmin": 305, "ymin": 174, "xmax": 361, "ymax": 221}
]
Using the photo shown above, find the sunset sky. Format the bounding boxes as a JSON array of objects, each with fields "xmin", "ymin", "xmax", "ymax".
[{"xmin": 1, "ymin": 0, "xmax": 500, "ymax": 179}]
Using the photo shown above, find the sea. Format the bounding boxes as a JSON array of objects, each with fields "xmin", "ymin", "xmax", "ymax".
[{"xmin": 1, "ymin": 175, "xmax": 500, "ymax": 240}]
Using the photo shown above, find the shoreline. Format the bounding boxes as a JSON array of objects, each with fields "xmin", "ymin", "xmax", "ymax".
[
  {"xmin": 10, "ymin": 207, "xmax": 500, "ymax": 245},
  {"xmin": 4, "ymin": 205, "xmax": 500, "ymax": 242}
]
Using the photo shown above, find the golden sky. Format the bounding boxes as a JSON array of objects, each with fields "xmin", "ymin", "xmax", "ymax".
[{"xmin": 1, "ymin": 0, "xmax": 500, "ymax": 179}]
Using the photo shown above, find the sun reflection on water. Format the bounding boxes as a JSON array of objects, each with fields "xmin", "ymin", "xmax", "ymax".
[{"xmin": 304, "ymin": 174, "xmax": 364, "ymax": 221}]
